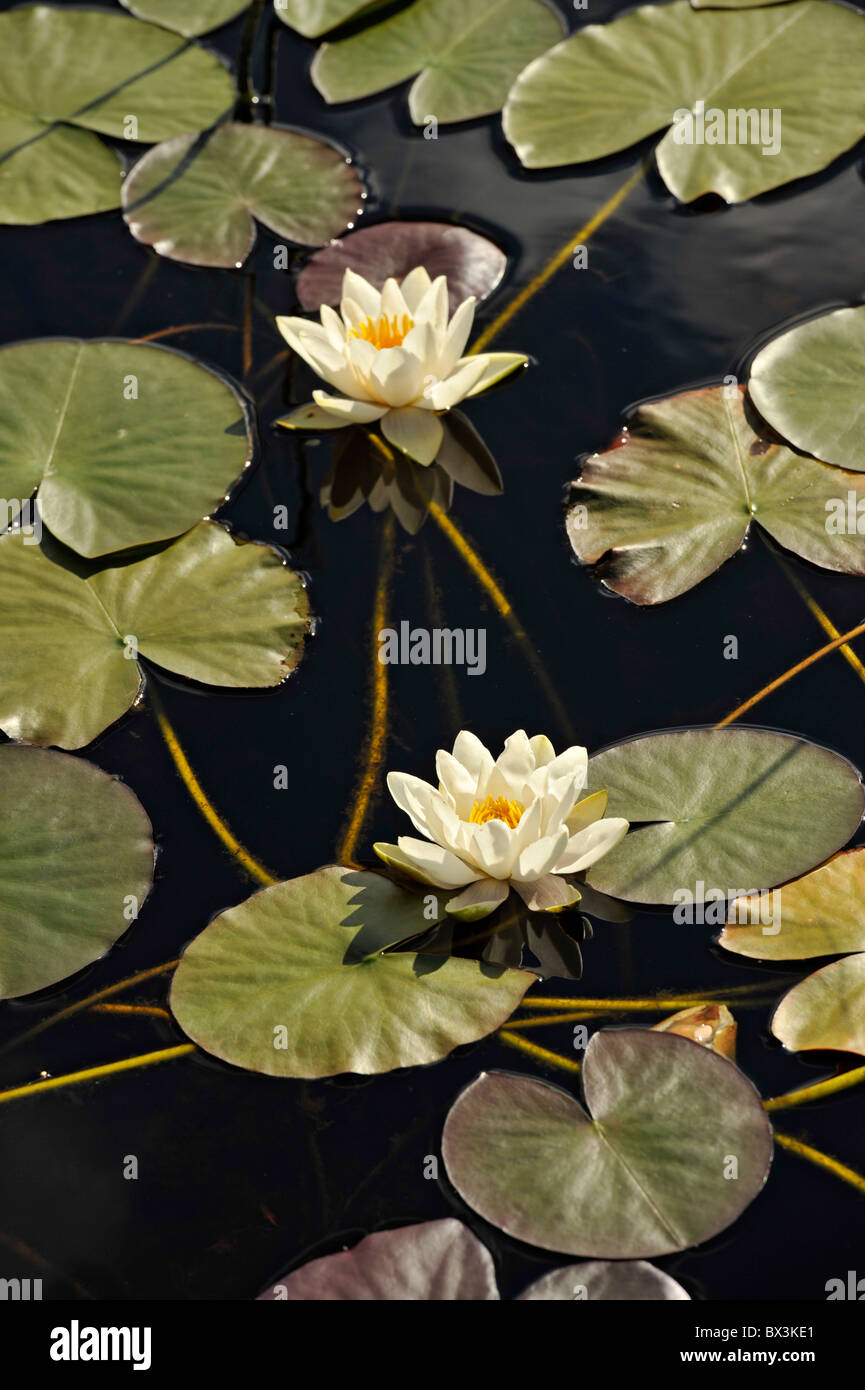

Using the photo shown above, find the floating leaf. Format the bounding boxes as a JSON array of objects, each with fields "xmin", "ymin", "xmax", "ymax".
[
  {"xmin": 749, "ymin": 307, "xmax": 865, "ymax": 473},
  {"xmin": 567, "ymin": 386, "xmax": 865, "ymax": 605},
  {"xmin": 517, "ymin": 1260, "xmax": 691, "ymax": 1301},
  {"xmin": 121, "ymin": 0, "xmax": 250, "ymax": 36},
  {"xmin": 123, "ymin": 123, "xmax": 364, "ymax": 268},
  {"xmin": 0, "ymin": 522, "xmax": 308, "ymax": 750},
  {"xmin": 503, "ymin": 0, "xmax": 865, "ymax": 202},
  {"xmin": 692, "ymin": 0, "xmax": 789, "ymax": 6},
  {"xmin": 312, "ymin": 0, "xmax": 564, "ymax": 125},
  {"xmin": 170, "ymin": 866, "xmax": 533, "ymax": 1077},
  {"xmin": 442, "ymin": 1030, "xmax": 773, "ymax": 1257},
  {"xmin": 258, "ymin": 1219, "xmax": 499, "ymax": 1299},
  {"xmin": 584, "ymin": 728, "xmax": 864, "ymax": 905},
  {"xmin": 772, "ymin": 955, "xmax": 865, "ymax": 1058},
  {"xmin": 652, "ymin": 1003, "xmax": 737, "ymax": 1061},
  {"xmin": 274, "ymin": 0, "xmax": 391, "ymax": 38},
  {"xmin": 297, "ymin": 221, "xmax": 507, "ymax": 315},
  {"xmin": 0, "ymin": 6, "xmax": 234, "ymax": 224},
  {"xmin": 0, "ymin": 745, "xmax": 154, "ymax": 999},
  {"xmin": 720, "ymin": 851, "xmax": 865, "ymax": 961},
  {"xmin": 0, "ymin": 339, "xmax": 252, "ymax": 557}
]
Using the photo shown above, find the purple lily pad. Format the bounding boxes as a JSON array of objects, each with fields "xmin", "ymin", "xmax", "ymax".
[
  {"xmin": 296, "ymin": 220, "xmax": 508, "ymax": 314},
  {"xmin": 257, "ymin": 1218, "xmax": 499, "ymax": 1300}
]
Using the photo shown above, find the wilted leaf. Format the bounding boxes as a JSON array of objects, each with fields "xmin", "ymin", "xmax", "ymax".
[
  {"xmin": 772, "ymin": 954, "xmax": 865, "ymax": 1058},
  {"xmin": 312, "ymin": 0, "xmax": 564, "ymax": 124},
  {"xmin": 123, "ymin": 123, "xmax": 364, "ymax": 268},
  {"xmin": 0, "ymin": 745, "xmax": 154, "ymax": 998},
  {"xmin": 257, "ymin": 1219, "xmax": 499, "ymax": 1299},
  {"xmin": 0, "ymin": 522, "xmax": 309, "ymax": 749},
  {"xmin": 170, "ymin": 866, "xmax": 533, "ymax": 1077},
  {"xmin": 567, "ymin": 386, "xmax": 865, "ymax": 605},
  {"xmin": 749, "ymin": 306, "xmax": 865, "ymax": 473},
  {"xmin": 0, "ymin": 339, "xmax": 251, "ymax": 557},
  {"xmin": 442, "ymin": 1029, "xmax": 773, "ymax": 1257},
  {"xmin": 0, "ymin": 5, "xmax": 234, "ymax": 224},
  {"xmin": 584, "ymin": 728, "xmax": 864, "ymax": 904},
  {"xmin": 503, "ymin": 0, "xmax": 865, "ymax": 202},
  {"xmin": 297, "ymin": 221, "xmax": 507, "ymax": 314},
  {"xmin": 653, "ymin": 1003, "xmax": 737, "ymax": 1060},
  {"xmin": 721, "ymin": 850, "xmax": 865, "ymax": 961}
]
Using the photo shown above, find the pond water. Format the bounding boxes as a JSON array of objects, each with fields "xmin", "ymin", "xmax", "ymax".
[{"xmin": 1, "ymin": 0, "xmax": 864, "ymax": 1301}]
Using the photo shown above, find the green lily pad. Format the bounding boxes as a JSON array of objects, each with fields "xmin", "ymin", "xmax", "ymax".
[
  {"xmin": 567, "ymin": 386, "xmax": 865, "ymax": 605},
  {"xmin": 749, "ymin": 307, "xmax": 865, "ymax": 473},
  {"xmin": 258, "ymin": 1219, "xmax": 499, "ymax": 1299},
  {"xmin": 120, "ymin": 0, "xmax": 250, "ymax": 36},
  {"xmin": 312, "ymin": 0, "xmax": 564, "ymax": 125},
  {"xmin": 441, "ymin": 1030, "xmax": 773, "ymax": 1257},
  {"xmin": 720, "ymin": 851, "xmax": 865, "ymax": 961},
  {"xmin": 0, "ymin": 5, "xmax": 234, "ymax": 224},
  {"xmin": 0, "ymin": 339, "xmax": 252, "ymax": 557},
  {"xmin": 0, "ymin": 745, "xmax": 154, "ymax": 999},
  {"xmin": 583, "ymin": 729, "xmax": 864, "ymax": 905},
  {"xmin": 517, "ymin": 1260, "xmax": 690, "ymax": 1300},
  {"xmin": 170, "ymin": 865, "xmax": 533, "ymax": 1077},
  {"xmin": 274, "ymin": 0, "xmax": 390, "ymax": 38},
  {"xmin": 0, "ymin": 521, "xmax": 309, "ymax": 750},
  {"xmin": 503, "ymin": 0, "xmax": 865, "ymax": 202},
  {"xmin": 123, "ymin": 123, "xmax": 365, "ymax": 268},
  {"xmin": 772, "ymin": 954, "xmax": 865, "ymax": 1058}
]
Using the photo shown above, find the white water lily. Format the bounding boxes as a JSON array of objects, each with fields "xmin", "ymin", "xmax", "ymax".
[
  {"xmin": 374, "ymin": 729, "xmax": 629, "ymax": 920},
  {"xmin": 276, "ymin": 267, "xmax": 527, "ymax": 467}
]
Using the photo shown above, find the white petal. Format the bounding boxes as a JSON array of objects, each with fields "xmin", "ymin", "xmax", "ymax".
[
  {"xmin": 486, "ymin": 729, "xmax": 534, "ymax": 801},
  {"xmin": 529, "ymin": 735, "xmax": 556, "ymax": 768},
  {"xmin": 452, "ymin": 730, "xmax": 494, "ymax": 782},
  {"xmin": 429, "ymin": 357, "xmax": 488, "ymax": 411},
  {"xmin": 381, "ymin": 407, "xmax": 443, "ymax": 466},
  {"xmin": 469, "ymin": 819, "xmax": 515, "ymax": 879},
  {"xmin": 396, "ymin": 836, "xmax": 477, "ymax": 888},
  {"xmin": 413, "ymin": 275, "xmax": 449, "ymax": 332},
  {"xmin": 312, "ymin": 390, "xmax": 387, "ymax": 423},
  {"xmin": 446, "ymin": 877, "xmax": 509, "ymax": 921},
  {"xmin": 380, "ymin": 276, "xmax": 410, "ymax": 322},
  {"xmin": 369, "ymin": 347, "xmax": 425, "ymax": 409},
  {"xmin": 436, "ymin": 748, "xmax": 477, "ymax": 814},
  {"xmin": 461, "ymin": 352, "xmax": 529, "ymax": 398},
  {"xmin": 513, "ymin": 874, "xmax": 580, "ymax": 913},
  {"xmin": 340, "ymin": 296, "xmax": 368, "ymax": 331},
  {"xmin": 373, "ymin": 841, "xmax": 439, "ymax": 887},
  {"xmin": 546, "ymin": 745, "xmax": 589, "ymax": 798},
  {"xmin": 275, "ymin": 317, "xmax": 332, "ymax": 368},
  {"xmin": 436, "ymin": 297, "xmax": 476, "ymax": 378},
  {"xmin": 277, "ymin": 402, "xmax": 351, "ymax": 431},
  {"xmin": 514, "ymin": 826, "xmax": 570, "ymax": 882},
  {"xmin": 554, "ymin": 817, "xmax": 629, "ymax": 875},
  {"xmin": 399, "ymin": 266, "xmax": 432, "ymax": 312},
  {"xmin": 341, "ymin": 268, "xmax": 380, "ymax": 318},
  {"xmin": 319, "ymin": 303, "xmax": 347, "ymax": 348}
]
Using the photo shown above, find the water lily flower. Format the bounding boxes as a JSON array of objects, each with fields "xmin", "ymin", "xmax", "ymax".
[
  {"xmin": 276, "ymin": 267, "xmax": 527, "ymax": 467},
  {"xmin": 374, "ymin": 730, "xmax": 629, "ymax": 920}
]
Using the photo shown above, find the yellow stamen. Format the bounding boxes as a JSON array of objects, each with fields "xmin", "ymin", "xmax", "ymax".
[
  {"xmin": 469, "ymin": 795, "xmax": 525, "ymax": 828},
  {"xmin": 350, "ymin": 313, "xmax": 414, "ymax": 351}
]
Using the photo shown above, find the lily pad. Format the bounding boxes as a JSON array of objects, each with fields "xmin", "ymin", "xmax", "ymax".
[
  {"xmin": 0, "ymin": 6, "xmax": 234, "ymax": 224},
  {"xmin": 297, "ymin": 222, "xmax": 507, "ymax": 314},
  {"xmin": 312, "ymin": 0, "xmax": 564, "ymax": 125},
  {"xmin": 170, "ymin": 865, "xmax": 533, "ymax": 1077},
  {"xmin": 517, "ymin": 1260, "xmax": 691, "ymax": 1301},
  {"xmin": 567, "ymin": 386, "xmax": 865, "ymax": 605},
  {"xmin": 258, "ymin": 1219, "xmax": 499, "ymax": 1299},
  {"xmin": 720, "ymin": 851, "xmax": 865, "ymax": 961},
  {"xmin": 503, "ymin": 0, "xmax": 865, "ymax": 202},
  {"xmin": 0, "ymin": 521, "xmax": 309, "ymax": 750},
  {"xmin": 0, "ymin": 339, "xmax": 252, "ymax": 557},
  {"xmin": 120, "ymin": 0, "xmax": 250, "ymax": 36},
  {"xmin": 749, "ymin": 307, "xmax": 865, "ymax": 473},
  {"xmin": 583, "ymin": 728, "xmax": 864, "ymax": 905},
  {"xmin": 0, "ymin": 745, "xmax": 154, "ymax": 999},
  {"xmin": 772, "ymin": 954, "xmax": 865, "ymax": 1058},
  {"xmin": 274, "ymin": 0, "xmax": 390, "ymax": 38},
  {"xmin": 441, "ymin": 1030, "xmax": 773, "ymax": 1257},
  {"xmin": 123, "ymin": 123, "xmax": 364, "ymax": 268}
]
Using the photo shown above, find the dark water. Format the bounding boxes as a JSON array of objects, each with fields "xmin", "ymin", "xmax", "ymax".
[{"xmin": 1, "ymin": 0, "xmax": 864, "ymax": 1301}]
